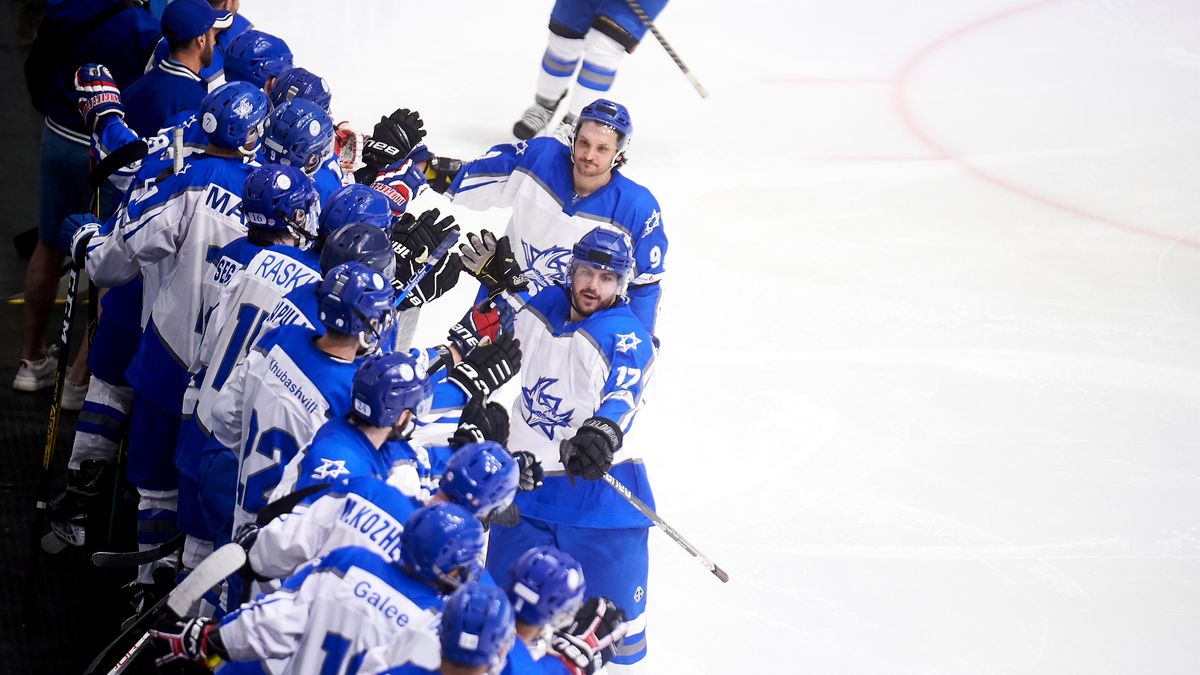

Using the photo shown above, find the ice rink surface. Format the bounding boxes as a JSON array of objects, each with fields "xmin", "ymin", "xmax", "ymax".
[{"xmin": 248, "ymin": 1, "xmax": 1200, "ymax": 672}]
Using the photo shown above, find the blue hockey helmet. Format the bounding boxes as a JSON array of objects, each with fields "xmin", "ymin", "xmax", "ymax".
[
  {"xmin": 441, "ymin": 582, "xmax": 516, "ymax": 670},
  {"xmin": 351, "ymin": 350, "xmax": 433, "ymax": 427},
  {"xmin": 319, "ymin": 223, "xmax": 395, "ymax": 277},
  {"xmin": 318, "ymin": 184, "xmax": 392, "ymax": 240},
  {"xmin": 440, "ymin": 441, "xmax": 519, "ymax": 520},
  {"xmin": 199, "ymin": 81, "xmax": 269, "ymax": 154},
  {"xmin": 223, "ymin": 29, "xmax": 293, "ymax": 89},
  {"xmin": 569, "ymin": 226, "xmax": 635, "ymax": 296},
  {"xmin": 317, "ymin": 262, "xmax": 395, "ymax": 351},
  {"xmin": 573, "ymin": 98, "xmax": 633, "ymax": 168},
  {"xmin": 242, "ymin": 164, "xmax": 319, "ymax": 245},
  {"xmin": 268, "ymin": 67, "xmax": 332, "ymax": 112},
  {"xmin": 400, "ymin": 503, "xmax": 486, "ymax": 589},
  {"xmin": 506, "ymin": 546, "xmax": 586, "ymax": 629},
  {"xmin": 262, "ymin": 98, "xmax": 334, "ymax": 175}
]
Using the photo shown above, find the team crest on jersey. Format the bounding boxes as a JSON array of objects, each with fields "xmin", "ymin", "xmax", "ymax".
[
  {"xmin": 514, "ymin": 140, "xmax": 528, "ymax": 156},
  {"xmin": 643, "ymin": 209, "xmax": 661, "ymax": 235},
  {"xmin": 614, "ymin": 332, "xmax": 642, "ymax": 353},
  {"xmin": 521, "ymin": 243, "xmax": 572, "ymax": 291},
  {"xmin": 521, "ymin": 377, "xmax": 574, "ymax": 440},
  {"xmin": 311, "ymin": 458, "xmax": 350, "ymax": 480},
  {"xmin": 232, "ymin": 98, "xmax": 254, "ymax": 119}
]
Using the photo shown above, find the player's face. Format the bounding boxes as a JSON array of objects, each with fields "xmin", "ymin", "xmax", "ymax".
[
  {"xmin": 572, "ymin": 122, "xmax": 619, "ymax": 179},
  {"xmin": 570, "ymin": 264, "xmax": 620, "ymax": 316},
  {"xmin": 200, "ymin": 29, "xmax": 217, "ymax": 68}
]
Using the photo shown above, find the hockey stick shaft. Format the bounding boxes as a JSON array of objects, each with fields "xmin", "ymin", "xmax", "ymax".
[
  {"xmin": 92, "ymin": 531, "xmax": 186, "ymax": 568},
  {"xmin": 601, "ymin": 473, "xmax": 729, "ymax": 582},
  {"xmin": 392, "ymin": 229, "xmax": 461, "ymax": 308},
  {"xmin": 624, "ymin": 0, "xmax": 709, "ymax": 98},
  {"xmin": 105, "ymin": 632, "xmax": 150, "ymax": 675}
]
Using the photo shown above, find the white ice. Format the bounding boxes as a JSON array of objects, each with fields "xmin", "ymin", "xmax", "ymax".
[{"xmin": 248, "ymin": 1, "xmax": 1200, "ymax": 672}]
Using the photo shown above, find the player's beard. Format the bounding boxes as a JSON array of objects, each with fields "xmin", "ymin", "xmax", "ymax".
[
  {"xmin": 570, "ymin": 285, "xmax": 614, "ymax": 317},
  {"xmin": 200, "ymin": 41, "xmax": 214, "ymax": 69}
]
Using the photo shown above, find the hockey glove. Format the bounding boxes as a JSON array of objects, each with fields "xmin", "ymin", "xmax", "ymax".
[
  {"xmin": 448, "ymin": 334, "xmax": 522, "ymax": 400},
  {"xmin": 60, "ymin": 213, "xmax": 101, "ymax": 269},
  {"xmin": 513, "ymin": 450, "xmax": 544, "ymax": 492},
  {"xmin": 449, "ymin": 398, "xmax": 511, "ymax": 448},
  {"xmin": 74, "ymin": 63, "xmax": 123, "ymax": 131},
  {"xmin": 334, "ymin": 121, "xmax": 366, "ymax": 174},
  {"xmin": 393, "ymin": 253, "xmax": 464, "ymax": 311},
  {"xmin": 368, "ymin": 158, "xmax": 428, "ymax": 213},
  {"xmin": 559, "ymin": 417, "xmax": 621, "ymax": 481},
  {"xmin": 391, "ymin": 208, "xmax": 459, "ymax": 263},
  {"xmin": 459, "ymin": 230, "xmax": 530, "ymax": 295},
  {"xmin": 447, "ymin": 299, "xmax": 513, "ymax": 355},
  {"xmin": 150, "ymin": 617, "xmax": 228, "ymax": 666},
  {"xmin": 362, "ymin": 107, "xmax": 426, "ymax": 171},
  {"xmin": 551, "ymin": 597, "xmax": 628, "ymax": 675},
  {"xmin": 485, "ymin": 502, "xmax": 521, "ymax": 528},
  {"xmin": 424, "ymin": 155, "xmax": 462, "ymax": 194}
]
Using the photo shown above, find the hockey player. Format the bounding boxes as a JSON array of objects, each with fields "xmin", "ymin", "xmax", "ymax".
[
  {"xmin": 122, "ymin": 0, "xmax": 231, "ymax": 137},
  {"xmin": 510, "ymin": 0, "xmax": 668, "ymax": 141},
  {"xmin": 175, "ymin": 163, "xmax": 319, "ymax": 569},
  {"xmin": 268, "ymin": 66, "xmax": 333, "ymax": 112},
  {"xmin": 221, "ymin": 28, "xmax": 293, "ymax": 93},
  {"xmin": 206, "ymin": 262, "xmax": 395, "ymax": 540},
  {"xmin": 151, "ymin": 503, "xmax": 487, "ymax": 674},
  {"xmin": 261, "ymin": 97, "xmax": 344, "ymax": 205},
  {"xmin": 501, "ymin": 546, "xmax": 586, "ymax": 675},
  {"xmin": 62, "ymin": 79, "xmax": 269, "ymax": 583},
  {"xmin": 429, "ymin": 99, "xmax": 666, "ymax": 333},
  {"xmin": 244, "ymin": 440, "xmax": 519, "ymax": 584},
  {"xmin": 365, "ymin": 582, "xmax": 517, "ymax": 675},
  {"xmin": 147, "ymin": 0, "xmax": 252, "ymax": 89},
  {"xmin": 471, "ymin": 226, "xmax": 657, "ymax": 669}
]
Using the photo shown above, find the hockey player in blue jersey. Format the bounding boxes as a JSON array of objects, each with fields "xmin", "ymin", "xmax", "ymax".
[
  {"xmin": 510, "ymin": 0, "xmax": 668, "ymax": 141},
  {"xmin": 268, "ymin": 66, "xmax": 333, "ymax": 112},
  {"xmin": 122, "ymin": 0, "xmax": 231, "ymax": 137},
  {"xmin": 152, "ymin": 503, "xmax": 487, "ymax": 674},
  {"xmin": 221, "ymin": 28, "xmax": 293, "ymax": 93},
  {"xmin": 63, "ymin": 79, "xmax": 270, "ymax": 584},
  {"xmin": 471, "ymin": 226, "xmax": 657, "ymax": 669},
  {"xmin": 261, "ymin": 97, "xmax": 344, "ymax": 206},
  {"xmin": 429, "ymin": 99, "xmax": 666, "ymax": 333},
  {"xmin": 501, "ymin": 546, "xmax": 585, "ymax": 675}
]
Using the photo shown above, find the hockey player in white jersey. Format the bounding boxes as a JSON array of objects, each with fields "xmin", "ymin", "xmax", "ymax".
[
  {"xmin": 427, "ymin": 99, "xmax": 666, "ymax": 332},
  {"xmin": 206, "ymin": 263, "xmax": 395, "ymax": 541},
  {"xmin": 150, "ymin": 503, "xmax": 487, "ymax": 675},
  {"xmin": 467, "ymin": 226, "xmax": 657, "ymax": 669},
  {"xmin": 176, "ymin": 163, "xmax": 320, "ymax": 570},
  {"xmin": 62, "ymin": 80, "xmax": 270, "ymax": 582},
  {"xmin": 244, "ymin": 440, "xmax": 519, "ymax": 586}
]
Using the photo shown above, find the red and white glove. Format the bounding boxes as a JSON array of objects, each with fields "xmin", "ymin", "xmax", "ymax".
[
  {"xmin": 149, "ymin": 617, "xmax": 222, "ymax": 666},
  {"xmin": 74, "ymin": 63, "xmax": 123, "ymax": 131},
  {"xmin": 551, "ymin": 597, "xmax": 628, "ymax": 675},
  {"xmin": 370, "ymin": 158, "xmax": 428, "ymax": 215},
  {"xmin": 334, "ymin": 121, "xmax": 366, "ymax": 174}
]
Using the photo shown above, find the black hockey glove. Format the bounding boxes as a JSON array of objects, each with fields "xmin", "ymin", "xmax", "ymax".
[
  {"xmin": 393, "ymin": 254, "xmax": 464, "ymax": 311},
  {"xmin": 391, "ymin": 208, "xmax": 459, "ymax": 263},
  {"xmin": 513, "ymin": 450, "xmax": 544, "ymax": 491},
  {"xmin": 362, "ymin": 108, "xmax": 426, "ymax": 171},
  {"xmin": 424, "ymin": 155, "xmax": 462, "ymax": 194},
  {"xmin": 551, "ymin": 597, "xmax": 628, "ymax": 674},
  {"xmin": 559, "ymin": 417, "xmax": 621, "ymax": 482},
  {"xmin": 150, "ymin": 617, "xmax": 228, "ymax": 666},
  {"xmin": 449, "ymin": 398, "xmax": 511, "ymax": 447},
  {"xmin": 448, "ymin": 334, "xmax": 522, "ymax": 400},
  {"xmin": 458, "ymin": 230, "xmax": 529, "ymax": 295},
  {"xmin": 485, "ymin": 502, "xmax": 521, "ymax": 529}
]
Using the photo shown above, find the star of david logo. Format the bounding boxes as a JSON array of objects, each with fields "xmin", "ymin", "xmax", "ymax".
[
  {"xmin": 514, "ymin": 140, "xmax": 528, "ymax": 156},
  {"xmin": 521, "ymin": 377, "xmax": 575, "ymax": 440},
  {"xmin": 521, "ymin": 242, "xmax": 573, "ymax": 291},
  {"xmin": 311, "ymin": 458, "xmax": 350, "ymax": 481},
  {"xmin": 614, "ymin": 332, "xmax": 642, "ymax": 353},
  {"xmin": 643, "ymin": 209, "xmax": 661, "ymax": 235},
  {"xmin": 232, "ymin": 98, "xmax": 254, "ymax": 119}
]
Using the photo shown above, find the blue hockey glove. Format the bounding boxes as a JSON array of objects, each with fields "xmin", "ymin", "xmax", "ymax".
[
  {"xmin": 447, "ymin": 298, "xmax": 513, "ymax": 355},
  {"xmin": 369, "ymin": 158, "xmax": 428, "ymax": 214},
  {"xmin": 60, "ymin": 213, "xmax": 101, "ymax": 268},
  {"xmin": 74, "ymin": 63, "xmax": 123, "ymax": 131},
  {"xmin": 559, "ymin": 417, "xmax": 621, "ymax": 482}
]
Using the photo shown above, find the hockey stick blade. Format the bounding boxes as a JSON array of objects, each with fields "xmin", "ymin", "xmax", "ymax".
[
  {"xmin": 601, "ymin": 473, "xmax": 729, "ymax": 583},
  {"xmin": 393, "ymin": 229, "xmax": 461, "ymax": 308},
  {"xmin": 88, "ymin": 139, "xmax": 149, "ymax": 189},
  {"xmin": 91, "ymin": 531, "xmax": 185, "ymax": 568},
  {"xmin": 84, "ymin": 542, "xmax": 247, "ymax": 675}
]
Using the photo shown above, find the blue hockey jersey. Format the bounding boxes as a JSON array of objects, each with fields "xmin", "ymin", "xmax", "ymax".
[
  {"xmin": 122, "ymin": 58, "xmax": 206, "ymax": 138},
  {"xmin": 448, "ymin": 137, "xmax": 667, "ymax": 332}
]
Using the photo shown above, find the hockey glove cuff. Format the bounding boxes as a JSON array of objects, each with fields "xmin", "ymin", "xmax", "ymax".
[
  {"xmin": 551, "ymin": 597, "xmax": 628, "ymax": 675},
  {"xmin": 449, "ymin": 398, "xmax": 511, "ymax": 448},
  {"xmin": 424, "ymin": 155, "xmax": 462, "ymax": 194},
  {"xmin": 370, "ymin": 159, "xmax": 428, "ymax": 214},
  {"xmin": 150, "ymin": 617, "xmax": 226, "ymax": 666}
]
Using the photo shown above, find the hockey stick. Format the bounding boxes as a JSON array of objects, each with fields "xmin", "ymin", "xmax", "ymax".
[
  {"xmin": 392, "ymin": 229, "xmax": 461, "ymax": 308},
  {"xmin": 601, "ymin": 472, "xmax": 729, "ymax": 583},
  {"xmin": 91, "ymin": 531, "xmax": 185, "ymax": 568},
  {"xmin": 85, "ymin": 542, "xmax": 248, "ymax": 675},
  {"xmin": 624, "ymin": 0, "xmax": 708, "ymax": 98},
  {"xmin": 255, "ymin": 482, "xmax": 331, "ymax": 527}
]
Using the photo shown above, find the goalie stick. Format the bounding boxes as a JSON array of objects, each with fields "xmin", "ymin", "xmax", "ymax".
[
  {"xmin": 392, "ymin": 229, "xmax": 461, "ymax": 308},
  {"xmin": 601, "ymin": 472, "xmax": 730, "ymax": 583},
  {"xmin": 85, "ymin": 542, "xmax": 248, "ymax": 675}
]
